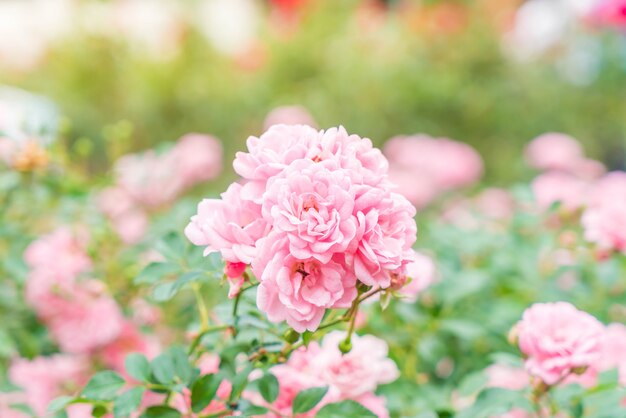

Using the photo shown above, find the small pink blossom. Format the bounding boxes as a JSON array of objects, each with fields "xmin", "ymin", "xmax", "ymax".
[
  {"xmin": 185, "ymin": 182, "xmax": 269, "ymax": 264},
  {"xmin": 224, "ymin": 261, "xmax": 247, "ymax": 298},
  {"xmin": 9, "ymin": 354, "xmax": 89, "ymax": 416},
  {"xmin": 100, "ymin": 322, "xmax": 161, "ymax": 374},
  {"xmin": 515, "ymin": 302, "xmax": 604, "ymax": 385},
  {"xmin": 264, "ymin": 105, "xmax": 317, "ymax": 130}
]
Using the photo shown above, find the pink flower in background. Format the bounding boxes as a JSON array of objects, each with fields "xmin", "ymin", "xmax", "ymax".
[
  {"xmin": 254, "ymin": 236, "xmax": 357, "ymax": 332},
  {"xmin": 311, "ymin": 331, "xmax": 399, "ymax": 399},
  {"xmin": 101, "ymin": 321, "xmax": 160, "ymax": 374},
  {"xmin": 485, "ymin": 363, "xmax": 529, "ymax": 390},
  {"xmin": 525, "ymin": 133, "xmax": 605, "ymax": 179},
  {"xmin": 582, "ymin": 171, "xmax": 626, "ymax": 253},
  {"xmin": 9, "ymin": 354, "xmax": 89, "ymax": 416},
  {"xmin": 262, "ymin": 159, "xmax": 358, "ymax": 263},
  {"xmin": 597, "ymin": 323, "xmax": 626, "ymax": 384},
  {"xmin": 515, "ymin": 302, "xmax": 604, "ymax": 385},
  {"xmin": 264, "ymin": 105, "xmax": 317, "ymax": 130},
  {"xmin": 531, "ymin": 171, "xmax": 589, "ymax": 210},
  {"xmin": 384, "ymin": 134, "xmax": 483, "ymax": 208},
  {"xmin": 395, "ymin": 250, "xmax": 436, "ymax": 302},
  {"xmin": 185, "ymin": 182, "xmax": 269, "ymax": 264},
  {"xmin": 253, "ymin": 331, "xmax": 397, "ymax": 417},
  {"xmin": 590, "ymin": 0, "xmax": 626, "ymax": 30},
  {"xmin": 172, "ymin": 133, "xmax": 223, "ymax": 189},
  {"xmin": 441, "ymin": 188, "xmax": 516, "ymax": 230},
  {"xmin": 24, "ymin": 227, "xmax": 92, "ymax": 278}
]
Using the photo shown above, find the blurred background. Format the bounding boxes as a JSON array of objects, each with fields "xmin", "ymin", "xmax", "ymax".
[{"xmin": 1, "ymin": 0, "xmax": 626, "ymax": 183}]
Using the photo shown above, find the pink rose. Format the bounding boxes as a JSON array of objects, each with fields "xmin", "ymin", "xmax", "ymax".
[
  {"xmin": 254, "ymin": 236, "xmax": 357, "ymax": 332},
  {"xmin": 185, "ymin": 182, "xmax": 269, "ymax": 264},
  {"xmin": 485, "ymin": 363, "xmax": 529, "ymax": 390},
  {"xmin": 101, "ymin": 321, "xmax": 160, "ymax": 374},
  {"xmin": 264, "ymin": 105, "xmax": 317, "ymax": 130},
  {"xmin": 395, "ymin": 250, "xmax": 436, "ymax": 302},
  {"xmin": 224, "ymin": 261, "xmax": 248, "ymax": 298},
  {"xmin": 525, "ymin": 133, "xmax": 584, "ymax": 172},
  {"xmin": 262, "ymin": 159, "xmax": 358, "ymax": 263},
  {"xmin": 590, "ymin": 0, "xmax": 626, "ymax": 30},
  {"xmin": 515, "ymin": 302, "xmax": 604, "ymax": 385}
]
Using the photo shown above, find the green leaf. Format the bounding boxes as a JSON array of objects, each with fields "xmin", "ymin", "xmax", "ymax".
[
  {"xmin": 316, "ymin": 400, "xmax": 377, "ymax": 417},
  {"xmin": 229, "ymin": 365, "xmax": 254, "ymax": 403},
  {"xmin": 9, "ymin": 403, "xmax": 36, "ymax": 417},
  {"xmin": 135, "ymin": 262, "xmax": 180, "ymax": 284},
  {"xmin": 238, "ymin": 400, "xmax": 268, "ymax": 415},
  {"xmin": 113, "ymin": 387, "xmax": 144, "ymax": 418},
  {"xmin": 191, "ymin": 374, "xmax": 222, "ymax": 413},
  {"xmin": 292, "ymin": 386, "xmax": 329, "ymax": 414},
  {"xmin": 140, "ymin": 406, "xmax": 181, "ymax": 418},
  {"xmin": 151, "ymin": 352, "xmax": 175, "ymax": 384},
  {"xmin": 256, "ymin": 373, "xmax": 279, "ymax": 404},
  {"xmin": 47, "ymin": 396, "xmax": 73, "ymax": 413},
  {"xmin": 170, "ymin": 346, "xmax": 193, "ymax": 384},
  {"xmin": 152, "ymin": 271, "xmax": 203, "ymax": 302},
  {"xmin": 125, "ymin": 353, "xmax": 151, "ymax": 382},
  {"xmin": 92, "ymin": 405, "xmax": 108, "ymax": 417},
  {"xmin": 81, "ymin": 371, "xmax": 126, "ymax": 400}
]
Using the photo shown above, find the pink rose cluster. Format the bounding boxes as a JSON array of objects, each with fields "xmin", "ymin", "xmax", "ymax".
[
  {"xmin": 590, "ymin": 0, "xmax": 626, "ymax": 30},
  {"xmin": 249, "ymin": 331, "xmax": 399, "ymax": 418},
  {"xmin": 186, "ymin": 125, "xmax": 418, "ymax": 332},
  {"xmin": 383, "ymin": 134, "xmax": 484, "ymax": 209},
  {"xmin": 100, "ymin": 133, "xmax": 222, "ymax": 244},
  {"xmin": 513, "ymin": 302, "xmax": 615, "ymax": 386}
]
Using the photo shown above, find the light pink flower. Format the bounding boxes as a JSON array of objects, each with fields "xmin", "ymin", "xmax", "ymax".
[
  {"xmin": 531, "ymin": 171, "xmax": 589, "ymax": 210},
  {"xmin": 525, "ymin": 133, "xmax": 584, "ymax": 172},
  {"xmin": 441, "ymin": 188, "xmax": 516, "ymax": 230},
  {"xmin": 171, "ymin": 133, "xmax": 223, "ymax": 188},
  {"xmin": 9, "ymin": 354, "xmax": 89, "ymax": 416},
  {"xmin": 485, "ymin": 363, "xmax": 529, "ymax": 391},
  {"xmin": 24, "ymin": 227, "xmax": 92, "ymax": 278},
  {"xmin": 598, "ymin": 323, "xmax": 626, "ymax": 384},
  {"xmin": 310, "ymin": 331, "xmax": 399, "ymax": 399},
  {"xmin": 185, "ymin": 182, "xmax": 269, "ymax": 264},
  {"xmin": 394, "ymin": 251, "xmax": 436, "ymax": 302},
  {"xmin": 582, "ymin": 171, "xmax": 626, "ymax": 253},
  {"xmin": 384, "ymin": 135, "xmax": 483, "ymax": 208},
  {"xmin": 590, "ymin": 0, "xmax": 626, "ymax": 30},
  {"xmin": 254, "ymin": 236, "xmax": 357, "ymax": 332},
  {"xmin": 515, "ymin": 302, "xmax": 604, "ymax": 385},
  {"xmin": 262, "ymin": 159, "xmax": 358, "ymax": 263},
  {"xmin": 264, "ymin": 105, "xmax": 317, "ymax": 130},
  {"xmin": 350, "ymin": 190, "xmax": 417, "ymax": 288}
]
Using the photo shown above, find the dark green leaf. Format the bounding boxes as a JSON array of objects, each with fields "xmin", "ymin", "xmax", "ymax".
[
  {"xmin": 47, "ymin": 396, "xmax": 73, "ymax": 413},
  {"xmin": 256, "ymin": 373, "xmax": 279, "ymax": 404},
  {"xmin": 92, "ymin": 405, "xmax": 108, "ymax": 417},
  {"xmin": 140, "ymin": 406, "xmax": 181, "ymax": 418},
  {"xmin": 134, "ymin": 262, "xmax": 180, "ymax": 284},
  {"xmin": 191, "ymin": 374, "xmax": 222, "ymax": 413},
  {"xmin": 229, "ymin": 365, "xmax": 254, "ymax": 402}
]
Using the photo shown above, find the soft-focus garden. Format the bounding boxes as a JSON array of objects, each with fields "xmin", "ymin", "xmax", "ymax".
[{"xmin": 1, "ymin": 0, "xmax": 626, "ymax": 417}]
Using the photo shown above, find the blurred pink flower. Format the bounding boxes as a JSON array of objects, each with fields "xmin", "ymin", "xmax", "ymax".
[
  {"xmin": 24, "ymin": 227, "xmax": 92, "ymax": 279},
  {"xmin": 515, "ymin": 302, "xmax": 604, "ymax": 385},
  {"xmin": 531, "ymin": 171, "xmax": 589, "ymax": 210},
  {"xmin": 384, "ymin": 134, "xmax": 483, "ymax": 208},
  {"xmin": 485, "ymin": 363, "xmax": 529, "ymax": 390},
  {"xmin": 264, "ymin": 105, "xmax": 317, "ymax": 130},
  {"xmin": 172, "ymin": 133, "xmax": 223, "ymax": 189},
  {"xmin": 582, "ymin": 171, "xmax": 626, "ymax": 253},
  {"xmin": 224, "ymin": 261, "xmax": 247, "ymax": 298},
  {"xmin": 185, "ymin": 182, "xmax": 269, "ymax": 264},
  {"xmin": 101, "ymin": 322, "xmax": 160, "ymax": 374},
  {"xmin": 525, "ymin": 133, "xmax": 605, "ymax": 179},
  {"xmin": 395, "ymin": 251, "xmax": 436, "ymax": 302},
  {"xmin": 9, "ymin": 354, "xmax": 89, "ymax": 416},
  {"xmin": 590, "ymin": 0, "xmax": 626, "ymax": 30},
  {"xmin": 442, "ymin": 188, "xmax": 515, "ymax": 230}
]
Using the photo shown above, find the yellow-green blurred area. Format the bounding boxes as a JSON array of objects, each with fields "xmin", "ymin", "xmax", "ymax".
[{"xmin": 2, "ymin": 0, "xmax": 626, "ymax": 181}]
